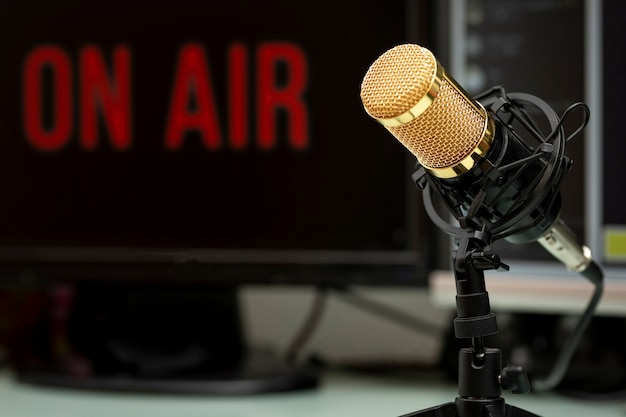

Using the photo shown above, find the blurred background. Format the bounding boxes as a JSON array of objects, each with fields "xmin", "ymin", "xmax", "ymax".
[{"xmin": 0, "ymin": 0, "xmax": 625, "ymax": 401}]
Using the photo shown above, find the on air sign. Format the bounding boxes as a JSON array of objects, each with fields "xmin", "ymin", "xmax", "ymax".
[
  {"xmin": 0, "ymin": 0, "xmax": 407, "ymax": 250},
  {"xmin": 22, "ymin": 42, "xmax": 309, "ymax": 152}
]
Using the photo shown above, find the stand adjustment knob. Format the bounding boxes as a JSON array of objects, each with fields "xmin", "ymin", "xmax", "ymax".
[
  {"xmin": 500, "ymin": 365, "xmax": 531, "ymax": 395},
  {"xmin": 470, "ymin": 252, "xmax": 510, "ymax": 272}
]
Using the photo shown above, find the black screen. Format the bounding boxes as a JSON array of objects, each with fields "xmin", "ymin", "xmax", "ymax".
[{"xmin": 0, "ymin": 0, "xmax": 429, "ymax": 283}]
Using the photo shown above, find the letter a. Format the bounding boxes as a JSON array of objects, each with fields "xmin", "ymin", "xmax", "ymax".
[{"xmin": 164, "ymin": 44, "xmax": 222, "ymax": 150}]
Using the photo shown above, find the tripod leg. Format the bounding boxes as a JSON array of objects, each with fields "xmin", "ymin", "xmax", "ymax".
[
  {"xmin": 399, "ymin": 402, "xmax": 456, "ymax": 417},
  {"xmin": 398, "ymin": 402, "xmax": 542, "ymax": 417},
  {"xmin": 504, "ymin": 405, "xmax": 542, "ymax": 417}
]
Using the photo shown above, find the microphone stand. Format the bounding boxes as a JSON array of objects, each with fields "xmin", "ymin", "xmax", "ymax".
[
  {"xmin": 402, "ymin": 222, "xmax": 539, "ymax": 417},
  {"xmin": 393, "ymin": 88, "xmax": 602, "ymax": 417}
]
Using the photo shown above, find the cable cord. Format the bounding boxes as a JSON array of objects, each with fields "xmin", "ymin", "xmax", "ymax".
[
  {"xmin": 284, "ymin": 287, "xmax": 446, "ymax": 366},
  {"xmin": 285, "ymin": 286, "xmax": 329, "ymax": 364},
  {"xmin": 333, "ymin": 288, "xmax": 443, "ymax": 337},
  {"xmin": 532, "ymin": 266, "xmax": 604, "ymax": 392}
]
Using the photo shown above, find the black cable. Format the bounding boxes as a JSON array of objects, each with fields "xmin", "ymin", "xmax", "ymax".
[
  {"xmin": 285, "ymin": 286, "xmax": 445, "ymax": 365},
  {"xmin": 285, "ymin": 286, "xmax": 329, "ymax": 364},
  {"xmin": 333, "ymin": 288, "xmax": 442, "ymax": 337},
  {"xmin": 532, "ymin": 268, "xmax": 604, "ymax": 392},
  {"xmin": 544, "ymin": 102, "xmax": 591, "ymax": 144}
]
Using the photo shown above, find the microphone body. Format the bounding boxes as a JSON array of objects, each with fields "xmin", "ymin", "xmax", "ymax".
[
  {"xmin": 360, "ymin": 44, "xmax": 494, "ymax": 179},
  {"xmin": 360, "ymin": 44, "xmax": 596, "ymax": 276}
]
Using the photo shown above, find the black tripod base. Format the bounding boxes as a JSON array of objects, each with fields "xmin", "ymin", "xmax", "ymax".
[
  {"xmin": 400, "ymin": 398, "xmax": 541, "ymax": 417},
  {"xmin": 398, "ymin": 348, "xmax": 540, "ymax": 417}
]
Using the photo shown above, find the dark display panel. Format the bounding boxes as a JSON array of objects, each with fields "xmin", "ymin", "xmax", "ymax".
[
  {"xmin": 429, "ymin": 0, "xmax": 626, "ymax": 318},
  {"xmin": 0, "ymin": 0, "xmax": 433, "ymax": 394},
  {"xmin": 0, "ymin": 0, "xmax": 429, "ymax": 283},
  {"xmin": 457, "ymin": 0, "xmax": 586, "ymax": 262},
  {"xmin": 602, "ymin": 0, "xmax": 626, "ymax": 264}
]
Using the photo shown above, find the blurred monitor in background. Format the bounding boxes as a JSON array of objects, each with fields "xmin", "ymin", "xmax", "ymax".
[{"xmin": 0, "ymin": 0, "xmax": 433, "ymax": 393}]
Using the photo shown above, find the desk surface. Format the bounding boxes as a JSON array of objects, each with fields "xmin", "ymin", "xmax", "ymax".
[{"xmin": 1, "ymin": 370, "xmax": 625, "ymax": 417}]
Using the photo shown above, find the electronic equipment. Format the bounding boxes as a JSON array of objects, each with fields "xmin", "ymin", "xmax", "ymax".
[{"xmin": 0, "ymin": 0, "xmax": 431, "ymax": 393}]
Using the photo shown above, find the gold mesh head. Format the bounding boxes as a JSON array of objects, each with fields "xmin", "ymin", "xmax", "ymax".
[
  {"xmin": 360, "ymin": 44, "xmax": 494, "ymax": 178},
  {"xmin": 360, "ymin": 44, "xmax": 437, "ymax": 120}
]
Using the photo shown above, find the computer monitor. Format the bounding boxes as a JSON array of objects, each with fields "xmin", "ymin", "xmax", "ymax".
[
  {"xmin": 429, "ymin": 0, "xmax": 626, "ymax": 317},
  {"xmin": 0, "ymin": 0, "xmax": 433, "ymax": 392},
  {"xmin": 427, "ymin": 0, "xmax": 626, "ymax": 395}
]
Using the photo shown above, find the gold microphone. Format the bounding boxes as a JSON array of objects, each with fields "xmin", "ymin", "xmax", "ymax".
[
  {"xmin": 360, "ymin": 43, "xmax": 598, "ymax": 277},
  {"xmin": 360, "ymin": 43, "xmax": 495, "ymax": 179}
]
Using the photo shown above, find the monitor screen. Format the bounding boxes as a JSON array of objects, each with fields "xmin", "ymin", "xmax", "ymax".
[
  {"xmin": 0, "ymin": 0, "xmax": 435, "ymax": 394},
  {"xmin": 430, "ymin": 0, "xmax": 626, "ymax": 316},
  {"xmin": 0, "ymin": 0, "xmax": 431, "ymax": 285}
]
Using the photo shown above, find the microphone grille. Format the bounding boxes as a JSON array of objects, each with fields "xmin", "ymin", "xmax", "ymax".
[
  {"xmin": 360, "ymin": 44, "xmax": 437, "ymax": 120},
  {"xmin": 360, "ymin": 44, "xmax": 493, "ymax": 178}
]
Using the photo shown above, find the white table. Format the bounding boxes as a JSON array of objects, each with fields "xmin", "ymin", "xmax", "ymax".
[{"xmin": 1, "ymin": 370, "xmax": 624, "ymax": 417}]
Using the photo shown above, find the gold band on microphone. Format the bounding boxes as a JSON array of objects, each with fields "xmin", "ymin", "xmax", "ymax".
[{"xmin": 375, "ymin": 61, "xmax": 444, "ymax": 128}]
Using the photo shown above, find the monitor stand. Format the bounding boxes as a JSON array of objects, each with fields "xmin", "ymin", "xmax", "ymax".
[{"xmin": 14, "ymin": 283, "xmax": 319, "ymax": 394}]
